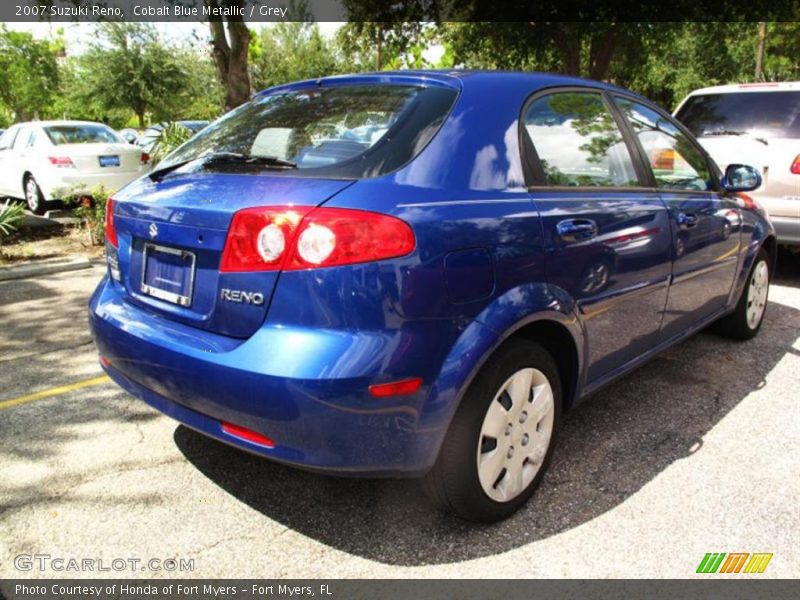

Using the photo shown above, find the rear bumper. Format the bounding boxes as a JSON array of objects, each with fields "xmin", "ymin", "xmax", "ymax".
[{"xmin": 88, "ymin": 276, "xmax": 448, "ymax": 476}]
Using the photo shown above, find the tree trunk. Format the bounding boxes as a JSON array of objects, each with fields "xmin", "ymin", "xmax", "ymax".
[
  {"xmin": 552, "ymin": 26, "xmax": 581, "ymax": 76},
  {"xmin": 588, "ymin": 30, "xmax": 619, "ymax": 81},
  {"xmin": 206, "ymin": 0, "xmax": 251, "ymax": 112},
  {"xmin": 755, "ymin": 22, "xmax": 767, "ymax": 80},
  {"xmin": 137, "ymin": 112, "xmax": 145, "ymax": 129}
]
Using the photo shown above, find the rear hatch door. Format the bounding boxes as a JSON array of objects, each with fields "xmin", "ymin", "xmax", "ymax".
[{"xmin": 112, "ymin": 173, "xmax": 353, "ymax": 338}]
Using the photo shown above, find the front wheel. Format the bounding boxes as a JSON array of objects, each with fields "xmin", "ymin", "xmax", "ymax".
[
  {"xmin": 424, "ymin": 339, "xmax": 561, "ymax": 522},
  {"xmin": 713, "ymin": 248, "xmax": 770, "ymax": 340}
]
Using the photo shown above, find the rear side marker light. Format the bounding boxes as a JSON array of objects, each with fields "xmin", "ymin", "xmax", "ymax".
[
  {"xmin": 105, "ymin": 198, "xmax": 119, "ymax": 248},
  {"xmin": 220, "ymin": 205, "xmax": 415, "ymax": 272},
  {"xmin": 791, "ymin": 154, "xmax": 800, "ymax": 175},
  {"xmin": 369, "ymin": 378, "xmax": 423, "ymax": 398},
  {"xmin": 221, "ymin": 422, "xmax": 275, "ymax": 448}
]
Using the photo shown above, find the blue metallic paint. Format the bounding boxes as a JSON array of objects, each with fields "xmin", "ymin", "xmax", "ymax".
[{"xmin": 89, "ymin": 71, "xmax": 776, "ymax": 476}]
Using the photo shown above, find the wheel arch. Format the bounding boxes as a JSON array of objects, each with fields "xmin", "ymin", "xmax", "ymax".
[{"xmin": 419, "ymin": 283, "xmax": 586, "ymax": 470}]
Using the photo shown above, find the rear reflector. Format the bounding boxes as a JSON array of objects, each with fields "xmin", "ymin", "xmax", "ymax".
[
  {"xmin": 99, "ymin": 355, "xmax": 111, "ymax": 368},
  {"xmin": 105, "ymin": 198, "xmax": 119, "ymax": 248},
  {"xmin": 791, "ymin": 154, "xmax": 800, "ymax": 175},
  {"xmin": 369, "ymin": 377, "xmax": 423, "ymax": 398},
  {"xmin": 220, "ymin": 205, "xmax": 416, "ymax": 272},
  {"xmin": 221, "ymin": 421, "xmax": 275, "ymax": 448}
]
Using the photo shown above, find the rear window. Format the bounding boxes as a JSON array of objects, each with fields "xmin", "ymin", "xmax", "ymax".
[
  {"xmin": 45, "ymin": 124, "xmax": 122, "ymax": 145},
  {"xmin": 164, "ymin": 84, "xmax": 458, "ymax": 179},
  {"xmin": 676, "ymin": 91, "xmax": 800, "ymax": 139}
]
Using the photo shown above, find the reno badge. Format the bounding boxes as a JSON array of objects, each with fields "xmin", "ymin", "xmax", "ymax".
[{"xmin": 220, "ymin": 288, "xmax": 265, "ymax": 306}]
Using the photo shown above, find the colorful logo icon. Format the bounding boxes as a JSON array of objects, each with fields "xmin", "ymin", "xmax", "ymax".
[{"xmin": 697, "ymin": 553, "xmax": 773, "ymax": 574}]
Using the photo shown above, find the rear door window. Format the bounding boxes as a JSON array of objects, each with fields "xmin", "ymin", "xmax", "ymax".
[
  {"xmin": 615, "ymin": 97, "xmax": 715, "ymax": 192},
  {"xmin": 676, "ymin": 91, "xmax": 800, "ymax": 139},
  {"xmin": 522, "ymin": 91, "xmax": 640, "ymax": 187}
]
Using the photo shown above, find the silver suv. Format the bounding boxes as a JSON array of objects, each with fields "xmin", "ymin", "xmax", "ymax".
[{"xmin": 675, "ymin": 82, "xmax": 800, "ymax": 246}]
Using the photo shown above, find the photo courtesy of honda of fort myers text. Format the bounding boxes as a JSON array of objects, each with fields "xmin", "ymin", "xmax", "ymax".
[{"xmin": 1, "ymin": 0, "xmax": 800, "ymax": 598}]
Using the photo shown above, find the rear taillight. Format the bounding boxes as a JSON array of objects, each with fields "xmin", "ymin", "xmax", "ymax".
[
  {"xmin": 791, "ymin": 154, "xmax": 800, "ymax": 175},
  {"xmin": 220, "ymin": 206, "xmax": 415, "ymax": 273},
  {"xmin": 48, "ymin": 156, "xmax": 74, "ymax": 168},
  {"xmin": 105, "ymin": 198, "xmax": 119, "ymax": 248},
  {"xmin": 140, "ymin": 152, "xmax": 150, "ymax": 165}
]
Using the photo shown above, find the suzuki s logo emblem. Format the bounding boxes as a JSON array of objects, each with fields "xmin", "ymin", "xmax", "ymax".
[{"xmin": 148, "ymin": 223, "xmax": 158, "ymax": 239}]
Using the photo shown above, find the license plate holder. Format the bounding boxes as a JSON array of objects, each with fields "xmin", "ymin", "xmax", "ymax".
[
  {"xmin": 141, "ymin": 243, "xmax": 196, "ymax": 307},
  {"xmin": 99, "ymin": 155, "xmax": 120, "ymax": 167}
]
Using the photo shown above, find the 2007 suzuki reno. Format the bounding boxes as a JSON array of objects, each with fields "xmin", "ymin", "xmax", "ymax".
[{"xmin": 90, "ymin": 71, "xmax": 775, "ymax": 522}]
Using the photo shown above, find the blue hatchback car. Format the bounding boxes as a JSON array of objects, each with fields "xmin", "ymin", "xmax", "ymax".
[{"xmin": 89, "ymin": 71, "xmax": 775, "ymax": 522}]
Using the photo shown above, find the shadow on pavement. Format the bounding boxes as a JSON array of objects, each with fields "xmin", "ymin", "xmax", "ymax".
[{"xmin": 175, "ymin": 261, "xmax": 800, "ymax": 566}]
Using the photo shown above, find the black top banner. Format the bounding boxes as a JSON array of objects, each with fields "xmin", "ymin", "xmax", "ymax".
[{"xmin": 3, "ymin": 0, "xmax": 800, "ymax": 23}]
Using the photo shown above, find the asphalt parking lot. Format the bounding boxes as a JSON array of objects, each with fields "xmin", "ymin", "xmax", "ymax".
[{"xmin": 1, "ymin": 256, "xmax": 798, "ymax": 579}]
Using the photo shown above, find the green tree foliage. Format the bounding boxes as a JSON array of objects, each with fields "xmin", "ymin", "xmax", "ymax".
[
  {"xmin": 250, "ymin": 22, "xmax": 340, "ymax": 90},
  {"xmin": 72, "ymin": 23, "xmax": 192, "ymax": 129},
  {"xmin": 0, "ymin": 27, "xmax": 61, "ymax": 123}
]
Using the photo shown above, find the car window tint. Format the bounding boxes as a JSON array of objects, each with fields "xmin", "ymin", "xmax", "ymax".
[
  {"xmin": 164, "ymin": 84, "xmax": 458, "ymax": 179},
  {"xmin": 26, "ymin": 130, "xmax": 37, "ymax": 148},
  {"xmin": 523, "ymin": 92, "xmax": 639, "ymax": 187},
  {"xmin": 615, "ymin": 97, "xmax": 714, "ymax": 192},
  {"xmin": 44, "ymin": 124, "xmax": 122, "ymax": 145},
  {"xmin": 676, "ymin": 91, "xmax": 800, "ymax": 139}
]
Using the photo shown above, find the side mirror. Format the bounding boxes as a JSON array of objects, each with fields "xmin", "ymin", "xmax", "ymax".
[{"xmin": 722, "ymin": 164, "xmax": 762, "ymax": 192}]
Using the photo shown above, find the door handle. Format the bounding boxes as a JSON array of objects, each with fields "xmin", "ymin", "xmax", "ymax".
[
  {"xmin": 677, "ymin": 212, "xmax": 699, "ymax": 228},
  {"xmin": 557, "ymin": 219, "xmax": 598, "ymax": 242}
]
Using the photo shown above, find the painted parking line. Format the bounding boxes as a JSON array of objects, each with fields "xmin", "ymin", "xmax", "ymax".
[{"xmin": 0, "ymin": 375, "xmax": 110, "ymax": 411}]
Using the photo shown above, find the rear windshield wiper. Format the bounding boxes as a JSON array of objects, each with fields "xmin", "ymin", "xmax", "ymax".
[{"xmin": 149, "ymin": 152, "xmax": 297, "ymax": 183}]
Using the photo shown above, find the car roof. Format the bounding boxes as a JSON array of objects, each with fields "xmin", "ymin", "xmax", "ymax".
[
  {"xmin": 9, "ymin": 120, "xmax": 114, "ymax": 129},
  {"xmin": 257, "ymin": 69, "xmax": 650, "ymax": 103},
  {"xmin": 683, "ymin": 81, "xmax": 800, "ymax": 96}
]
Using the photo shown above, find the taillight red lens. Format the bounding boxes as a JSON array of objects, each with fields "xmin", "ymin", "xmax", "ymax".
[
  {"xmin": 140, "ymin": 152, "xmax": 150, "ymax": 165},
  {"xmin": 105, "ymin": 198, "xmax": 119, "ymax": 248},
  {"xmin": 220, "ymin": 206, "xmax": 312, "ymax": 272},
  {"xmin": 791, "ymin": 154, "xmax": 800, "ymax": 175},
  {"xmin": 219, "ymin": 206, "xmax": 416, "ymax": 272},
  {"xmin": 48, "ymin": 156, "xmax": 74, "ymax": 168}
]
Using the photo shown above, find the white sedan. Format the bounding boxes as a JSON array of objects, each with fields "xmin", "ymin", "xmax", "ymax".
[{"xmin": 0, "ymin": 120, "xmax": 151, "ymax": 214}]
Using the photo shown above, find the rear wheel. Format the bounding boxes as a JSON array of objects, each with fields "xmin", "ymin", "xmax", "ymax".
[
  {"xmin": 24, "ymin": 176, "xmax": 48, "ymax": 215},
  {"xmin": 424, "ymin": 339, "xmax": 561, "ymax": 522},
  {"xmin": 713, "ymin": 248, "xmax": 770, "ymax": 340}
]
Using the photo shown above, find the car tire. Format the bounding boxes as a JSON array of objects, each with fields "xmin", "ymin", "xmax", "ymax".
[
  {"xmin": 24, "ymin": 176, "xmax": 49, "ymax": 215},
  {"xmin": 713, "ymin": 248, "xmax": 770, "ymax": 340},
  {"xmin": 423, "ymin": 339, "xmax": 561, "ymax": 522}
]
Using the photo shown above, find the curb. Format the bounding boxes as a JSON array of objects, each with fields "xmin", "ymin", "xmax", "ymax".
[{"xmin": 0, "ymin": 256, "xmax": 94, "ymax": 282}]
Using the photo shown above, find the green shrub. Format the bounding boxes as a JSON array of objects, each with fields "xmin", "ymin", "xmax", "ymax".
[
  {"xmin": 64, "ymin": 185, "xmax": 113, "ymax": 246},
  {"xmin": 0, "ymin": 200, "xmax": 25, "ymax": 246},
  {"xmin": 150, "ymin": 122, "xmax": 193, "ymax": 165}
]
